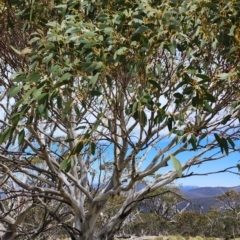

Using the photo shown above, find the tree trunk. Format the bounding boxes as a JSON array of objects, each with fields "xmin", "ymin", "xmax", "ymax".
[
  {"xmin": 97, "ymin": 207, "xmax": 132, "ymax": 240},
  {"xmin": 1, "ymin": 225, "xmax": 17, "ymax": 240},
  {"xmin": 73, "ymin": 210, "xmax": 125, "ymax": 240},
  {"xmin": 97, "ymin": 219, "xmax": 125, "ymax": 240}
]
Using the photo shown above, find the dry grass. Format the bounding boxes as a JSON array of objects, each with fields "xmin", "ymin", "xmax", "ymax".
[
  {"xmin": 59, "ymin": 236, "xmax": 240, "ymax": 240},
  {"xmin": 116, "ymin": 236, "xmax": 240, "ymax": 240}
]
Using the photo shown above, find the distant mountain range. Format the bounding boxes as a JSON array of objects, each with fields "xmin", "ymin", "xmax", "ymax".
[
  {"xmin": 94, "ymin": 183, "xmax": 240, "ymax": 213},
  {"xmin": 179, "ymin": 185, "xmax": 199, "ymax": 191},
  {"xmin": 178, "ymin": 185, "xmax": 240, "ymax": 213},
  {"xmin": 181, "ymin": 185, "xmax": 240, "ymax": 199}
]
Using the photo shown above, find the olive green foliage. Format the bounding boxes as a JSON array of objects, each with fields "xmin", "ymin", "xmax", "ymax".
[
  {"xmin": 5, "ymin": 0, "xmax": 240, "ymax": 160},
  {"xmin": 122, "ymin": 209, "xmax": 240, "ymax": 239},
  {"xmin": 122, "ymin": 192, "xmax": 240, "ymax": 239}
]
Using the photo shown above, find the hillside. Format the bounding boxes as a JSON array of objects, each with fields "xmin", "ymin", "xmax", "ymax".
[
  {"xmin": 181, "ymin": 185, "xmax": 240, "ymax": 199},
  {"xmin": 179, "ymin": 185, "xmax": 240, "ymax": 213}
]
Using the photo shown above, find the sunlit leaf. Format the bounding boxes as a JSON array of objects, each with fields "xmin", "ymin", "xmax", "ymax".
[
  {"xmin": 229, "ymin": 25, "xmax": 236, "ymax": 36},
  {"xmin": 170, "ymin": 155, "xmax": 182, "ymax": 177}
]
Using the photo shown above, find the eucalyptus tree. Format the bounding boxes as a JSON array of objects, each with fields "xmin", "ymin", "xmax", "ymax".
[{"xmin": 1, "ymin": 0, "xmax": 240, "ymax": 239}]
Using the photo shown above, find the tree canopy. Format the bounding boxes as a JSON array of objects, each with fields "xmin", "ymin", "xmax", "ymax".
[{"xmin": 0, "ymin": 0, "xmax": 240, "ymax": 239}]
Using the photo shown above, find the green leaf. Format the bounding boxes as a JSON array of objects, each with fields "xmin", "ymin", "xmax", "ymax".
[
  {"xmin": 74, "ymin": 104, "xmax": 81, "ymax": 117},
  {"xmin": 91, "ymin": 142, "xmax": 96, "ymax": 155},
  {"xmin": 83, "ymin": 42, "xmax": 99, "ymax": 49},
  {"xmin": 59, "ymin": 159, "xmax": 73, "ymax": 172},
  {"xmin": 81, "ymin": 32, "xmax": 97, "ymax": 38},
  {"xmin": 183, "ymin": 86, "xmax": 193, "ymax": 95},
  {"xmin": 18, "ymin": 129, "xmax": 25, "ymax": 146},
  {"xmin": 13, "ymin": 75, "xmax": 26, "ymax": 83},
  {"xmin": 212, "ymin": 38, "xmax": 218, "ymax": 50},
  {"xmin": 104, "ymin": 27, "xmax": 113, "ymax": 35},
  {"xmin": 168, "ymin": 44, "xmax": 176, "ymax": 55},
  {"xmin": 174, "ymin": 130, "xmax": 185, "ymax": 136},
  {"xmin": 106, "ymin": 75, "xmax": 112, "ymax": 87},
  {"xmin": 15, "ymin": 99, "xmax": 24, "ymax": 108},
  {"xmin": 196, "ymin": 74, "xmax": 210, "ymax": 81},
  {"xmin": 75, "ymin": 126, "xmax": 86, "ymax": 130},
  {"xmin": 27, "ymin": 72, "xmax": 41, "ymax": 82},
  {"xmin": 132, "ymin": 101, "xmax": 138, "ymax": 114},
  {"xmin": 89, "ymin": 72, "xmax": 100, "ymax": 87},
  {"xmin": 167, "ymin": 117, "xmax": 173, "ymax": 131},
  {"xmin": 57, "ymin": 96, "xmax": 62, "ymax": 109},
  {"xmin": 29, "ymin": 37, "xmax": 40, "ymax": 44},
  {"xmin": 203, "ymin": 101, "xmax": 213, "ymax": 112},
  {"xmin": 148, "ymin": 80, "xmax": 161, "ymax": 90},
  {"xmin": 0, "ymin": 128, "xmax": 12, "ymax": 144},
  {"xmin": 7, "ymin": 86, "xmax": 22, "ymax": 97},
  {"xmin": 42, "ymin": 53, "xmax": 54, "ymax": 63},
  {"xmin": 94, "ymin": 62, "xmax": 103, "ymax": 70},
  {"xmin": 90, "ymin": 90, "xmax": 102, "ymax": 96},
  {"xmin": 156, "ymin": 64, "xmax": 161, "ymax": 76},
  {"xmin": 91, "ymin": 115, "xmax": 102, "ymax": 132},
  {"xmin": 221, "ymin": 115, "xmax": 231, "ymax": 124},
  {"xmin": 72, "ymin": 141, "xmax": 84, "ymax": 155},
  {"xmin": 113, "ymin": 47, "xmax": 127, "ymax": 60},
  {"xmin": 139, "ymin": 111, "xmax": 147, "ymax": 126},
  {"xmin": 46, "ymin": 21, "xmax": 59, "ymax": 27},
  {"xmin": 192, "ymin": 96, "xmax": 199, "ymax": 107},
  {"xmin": 35, "ymin": 93, "xmax": 48, "ymax": 101},
  {"xmin": 170, "ymin": 155, "xmax": 182, "ymax": 177},
  {"xmin": 205, "ymin": 93, "xmax": 215, "ymax": 102},
  {"xmin": 62, "ymin": 100, "xmax": 73, "ymax": 118},
  {"xmin": 10, "ymin": 46, "xmax": 21, "ymax": 55},
  {"xmin": 154, "ymin": 110, "xmax": 165, "ymax": 125},
  {"xmin": 32, "ymin": 89, "xmax": 42, "ymax": 100},
  {"xmin": 221, "ymin": 137, "xmax": 229, "ymax": 155},
  {"xmin": 214, "ymin": 133, "xmax": 223, "ymax": 153},
  {"xmin": 227, "ymin": 137, "xmax": 235, "ymax": 149},
  {"xmin": 11, "ymin": 113, "xmax": 20, "ymax": 126},
  {"xmin": 24, "ymin": 88, "xmax": 36, "ymax": 100},
  {"xmin": 26, "ymin": 116, "xmax": 34, "ymax": 125},
  {"xmin": 59, "ymin": 72, "xmax": 72, "ymax": 81},
  {"xmin": 217, "ymin": 73, "xmax": 229, "ymax": 80},
  {"xmin": 174, "ymin": 92, "xmax": 183, "ymax": 98},
  {"xmin": 134, "ymin": 25, "xmax": 149, "ymax": 34},
  {"xmin": 229, "ymin": 25, "xmax": 236, "ymax": 36},
  {"xmin": 189, "ymin": 134, "xmax": 197, "ymax": 150}
]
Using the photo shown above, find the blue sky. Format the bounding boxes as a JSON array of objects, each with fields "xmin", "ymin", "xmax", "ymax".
[
  {"xmin": 99, "ymin": 136, "xmax": 240, "ymax": 188},
  {"xmin": 128, "ymin": 136, "xmax": 240, "ymax": 188},
  {"xmin": 148, "ymin": 142, "xmax": 240, "ymax": 187},
  {"xmin": 176, "ymin": 151, "xmax": 240, "ymax": 187}
]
